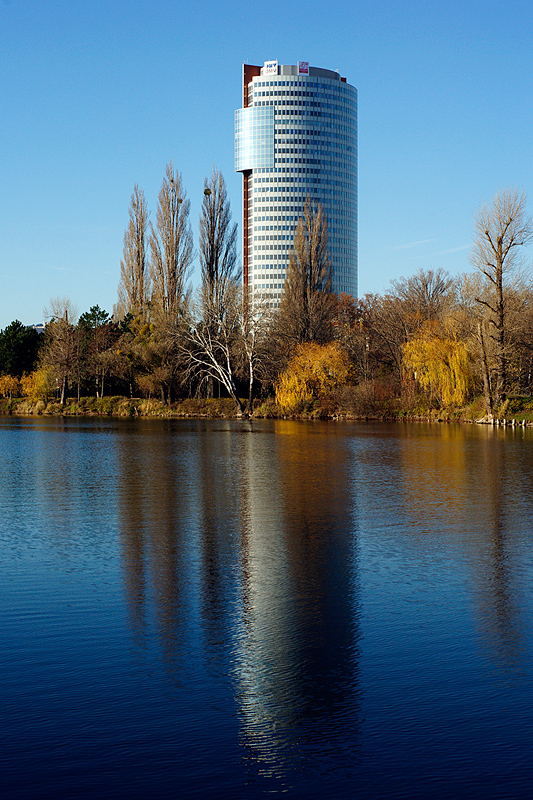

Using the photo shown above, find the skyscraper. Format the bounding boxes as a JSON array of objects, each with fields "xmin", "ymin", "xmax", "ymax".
[{"xmin": 235, "ymin": 61, "xmax": 357, "ymax": 304}]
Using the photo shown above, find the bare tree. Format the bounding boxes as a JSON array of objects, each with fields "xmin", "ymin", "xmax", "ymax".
[
  {"xmin": 392, "ymin": 268, "xmax": 453, "ymax": 326},
  {"xmin": 118, "ymin": 185, "xmax": 149, "ymax": 318},
  {"xmin": 150, "ymin": 162, "xmax": 193, "ymax": 321},
  {"xmin": 274, "ymin": 199, "xmax": 335, "ymax": 349},
  {"xmin": 180, "ymin": 281, "xmax": 245, "ymax": 414},
  {"xmin": 199, "ymin": 168, "xmax": 239, "ymax": 307},
  {"xmin": 41, "ymin": 297, "xmax": 79, "ymax": 404},
  {"xmin": 363, "ymin": 269, "xmax": 454, "ymax": 380},
  {"xmin": 471, "ymin": 188, "xmax": 533, "ymax": 407},
  {"xmin": 193, "ymin": 168, "xmax": 240, "ymax": 398},
  {"xmin": 237, "ymin": 290, "xmax": 273, "ymax": 410}
]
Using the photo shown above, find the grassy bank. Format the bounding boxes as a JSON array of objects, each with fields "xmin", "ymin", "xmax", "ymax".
[{"xmin": 3, "ymin": 392, "xmax": 533, "ymax": 424}]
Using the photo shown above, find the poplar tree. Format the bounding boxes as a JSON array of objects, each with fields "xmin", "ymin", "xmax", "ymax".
[
  {"xmin": 150, "ymin": 162, "xmax": 193, "ymax": 322},
  {"xmin": 199, "ymin": 167, "xmax": 238, "ymax": 310},
  {"xmin": 118, "ymin": 185, "xmax": 149, "ymax": 318},
  {"xmin": 179, "ymin": 169, "xmax": 243, "ymax": 410},
  {"xmin": 276, "ymin": 199, "xmax": 335, "ymax": 347}
]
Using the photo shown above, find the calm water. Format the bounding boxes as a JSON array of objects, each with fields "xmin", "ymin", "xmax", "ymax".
[{"xmin": 2, "ymin": 417, "xmax": 533, "ymax": 799}]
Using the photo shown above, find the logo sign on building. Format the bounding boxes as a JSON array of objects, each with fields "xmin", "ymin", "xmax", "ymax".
[
  {"xmin": 298, "ymin": 61, "xmax": 309, "ymax": 74},
  {"xmin": 264, "ymin": 60, "xmax": 278, "ymax": 75}
]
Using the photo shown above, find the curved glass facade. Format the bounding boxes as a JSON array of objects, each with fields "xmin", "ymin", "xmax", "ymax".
[{"xmin": 235, "ymin": 63, "xmax": 357, "ymax": 303}]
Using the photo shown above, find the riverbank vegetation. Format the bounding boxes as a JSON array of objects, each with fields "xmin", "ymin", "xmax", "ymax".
[{"xmin": 2, "ymin": 176, "xmax": 533, "ymax": 423}]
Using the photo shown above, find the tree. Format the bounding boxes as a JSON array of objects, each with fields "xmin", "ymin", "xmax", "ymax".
[
  {"xmin": 180, "ymin": 281, "xmax": 245, "ymax": 414},
  {"xmin": 237, "ymin": 292, "xmax": 273, "ymax": 410},
  {"xmin": 118, "ymin": 185, "xmax": 149, "ymax": 318},
  {"xmin": 78, "ymin": 306, "xmax": 120, "ymax": 397},
  {"xmin": 175, "ymin": 167, "xmax": 242, "ymax": 408},
  {"xmin": 149, "ymin": 162, "xmax": 193, "ymax": 322},
  {"xmin": 199, "ymin": 168, "xmax": 238, "ymax": 307},
  {"xmin": 391, "ymin": 268, "xmax": 454, "ymax": 327},
  {"xmin": 0, "ymin": 374, "xmax": 20, "ymax": 399},
  {"xmin": 275, "ymin": 342, "xmax": 350, "ymax": 412},
  {"xmin": 20, "ymin": 368, "xmax": 53, "ymax": 403},
  {"xmin": 0, "ymin": 320, "xmax": 41, "ymax": 377},
  {"xmin": 275, "ymin": 199, "xmax": 336, "ymax": 348},
  {"xmin": 364, "ymin": 269, "xmax": 454, "ymax": 381},
  {"xmin": 333, "ymin": 293, "xmax": 372, "ymax": 383},
  {"xmin": 196, "ymin": 168, "xmax": 240, "ymax": 398},
  {"xmin": 471, "ymin": 188, "xmax": 533, "ymax": 408},
  {"xmin": 403, "ymin": 325, "xmax": 471, "ymax": 406},
  {"xmin": 40, "ymin": 297, "xmax": 79, "ymax": 404}
]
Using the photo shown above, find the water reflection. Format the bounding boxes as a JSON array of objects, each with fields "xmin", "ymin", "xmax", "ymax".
[
  {"xmin": 117, "ymin": 421, "xmax": 201, "ymax": 664},
  {"xmin": 234, "ymin": 423, "xmax": 361, "ymax": 783},
  {"xmin": 465, "ymin": 430, "xmax": 527, "ymax": 669},
  {"xmin": 5, "ymin": 418, "xmax": 533, "ymax": 797},
  {"xmin": 115, "ymin": 419, "xmax": 362, "ymax": 786},
  {"xmin": 365, "ymin": 422, "xmax": 533, "ymax": 671}
]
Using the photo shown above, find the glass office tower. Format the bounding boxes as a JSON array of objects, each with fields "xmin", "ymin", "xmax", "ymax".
[{"xmin": 235, "ymin": 61, "xmax": 357, "ymax": 304}]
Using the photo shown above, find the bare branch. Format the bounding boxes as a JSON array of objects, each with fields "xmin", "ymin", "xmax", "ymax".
[{"xmin": 149, "ymin": 162, "xmax": 193, "ymax": 321}]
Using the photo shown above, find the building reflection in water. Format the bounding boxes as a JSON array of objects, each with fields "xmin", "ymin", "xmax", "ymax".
[
  {"xmin": 116, "ymin": 419, "xmax": 362, "ymax": 785},
  {"xmin": 234, "ymin": 421, "xmax": 362, "ymax": 783}
]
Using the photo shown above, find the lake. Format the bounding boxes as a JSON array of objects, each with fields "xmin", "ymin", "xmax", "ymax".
[{"xmin": 2, "ymin": 417, "xmax": 533, "ymax": 798}]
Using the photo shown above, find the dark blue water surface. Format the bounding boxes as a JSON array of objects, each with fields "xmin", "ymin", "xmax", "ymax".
[{"xmin": 1, "ymin": 417, "xmax": 533, "ymax": 798}]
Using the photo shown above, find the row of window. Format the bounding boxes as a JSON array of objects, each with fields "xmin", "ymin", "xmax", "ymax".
[
  {"xmin": 254, "ymin": 174, "xmax": 354, "ymax": 183},
  {"xmin": 254, "ymin": 88, "xmax": 351, "ymax": 98},
  {"xmin": 251, "ymin": 78, "xmax": 355, "ymax": 95},
  {"xmin": 252, "ymin": 157, "xmax": 357, "ymax": 172},
  {"xmin": 275, "ymin": 128, "xmax": 357, "ymax": 143},
  {"xmin": 254, "ymin": 98, "xmax": 353, "ymax": 119}
]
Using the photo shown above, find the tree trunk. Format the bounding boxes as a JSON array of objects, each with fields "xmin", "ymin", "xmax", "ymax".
[
  {"xmin": 478, "ymin": 322, "xmax": 493, "ymax": 416},
  {"xmin": 247, "ymin": 359, "xmax": 254, "ymax": 413}
]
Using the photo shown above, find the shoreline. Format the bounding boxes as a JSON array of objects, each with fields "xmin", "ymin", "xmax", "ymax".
[{"xmin": 2, "ymin": 395, "xmax": 533, "ymax": 427}]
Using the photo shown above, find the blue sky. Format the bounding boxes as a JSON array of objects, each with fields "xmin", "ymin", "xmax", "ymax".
[{"xmin": 2, "ymin": 0, "xmax": 533, "ymax": 328}]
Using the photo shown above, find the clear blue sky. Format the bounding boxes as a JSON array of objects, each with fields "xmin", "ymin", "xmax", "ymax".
[{"xmin": 2, "ymin": 0, "xmax": 533, "ymax": 328}]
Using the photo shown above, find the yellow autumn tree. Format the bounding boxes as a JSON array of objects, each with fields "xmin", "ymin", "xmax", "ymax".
[
  {"xmin": 275, "ymin": 342, "xmax": 349, "ymax": 410},
  {"xmin": 0, "ymin": 374, "xmax": 20, "ymax": 399},
  {"xmin": 403, "ymin": 332, "xmax": 471, "ymax": 406},
  {"xmin": 20, "ymin": 369, "xmax": 54, "ymax": 402}
]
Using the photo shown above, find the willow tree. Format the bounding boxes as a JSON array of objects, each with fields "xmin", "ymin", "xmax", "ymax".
[
  {"xmin": 275, "ymin": 341, "xmax": 349, "ymax": 412},
  {"xmin": 403, "ymin": 330, "xmax": 471, "ymax": 406},
  {"xmin": 471, "ymin": 188, "xmax": 533, "ymax": 408}
]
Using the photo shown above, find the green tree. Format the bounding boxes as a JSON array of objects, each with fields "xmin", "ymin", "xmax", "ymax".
[
  {"xmin": 0, "ymin": 320, "xmax": 41, "ymax": 377},
  {"xmin": 78, "ymin": 306, "xmax": 120, "ymax": 397}
]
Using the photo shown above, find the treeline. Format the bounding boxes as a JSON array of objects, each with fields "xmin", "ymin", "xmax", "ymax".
[{"xmin": 2, "ymin": 178, "xmax": 533, "ymax": 420}]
